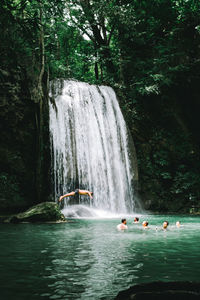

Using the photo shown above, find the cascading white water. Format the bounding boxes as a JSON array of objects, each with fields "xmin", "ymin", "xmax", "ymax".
[{"xmin": 49, "ymin": 80, "xmax": 136, "ymax": 214}]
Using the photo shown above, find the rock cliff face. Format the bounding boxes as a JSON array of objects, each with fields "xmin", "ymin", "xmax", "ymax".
[{"xmin": 0, "ymin": 65, "xmax": 51, "ymax": 213}]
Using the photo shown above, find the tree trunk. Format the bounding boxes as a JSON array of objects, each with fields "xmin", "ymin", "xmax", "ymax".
[
  {"xmin": 95, "ymin": 62, "xmax": 99, "ymax": 80},
  {"xmin": 36, "ymin": 1, "xmax": 45, "ymax": 203},
  {"xmin": 38, "ymin": 2, "xmax": 45, "ymax": 101}
]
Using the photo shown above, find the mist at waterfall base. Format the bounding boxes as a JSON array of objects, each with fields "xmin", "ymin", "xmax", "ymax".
[
  {"xmin": 1, "ymin": 215, "xmax": 200, "ymax": 300},
  {"xmin": 49, "ymin": 80, "xmax": 140, "ymax": 217}
]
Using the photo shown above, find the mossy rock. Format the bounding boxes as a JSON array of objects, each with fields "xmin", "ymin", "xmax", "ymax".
[
  {"xmin": 190, "ymin": 206, "xmax": 200, "ymax": 215},
  {"xmin": 6, "ymin": 202, "xmax": 65, "ymax": 223}
]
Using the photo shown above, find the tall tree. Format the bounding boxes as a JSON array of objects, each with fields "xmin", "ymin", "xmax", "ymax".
[{"xmin": 66, "ymin": 0, "xmax": 119, "ymax": 81}]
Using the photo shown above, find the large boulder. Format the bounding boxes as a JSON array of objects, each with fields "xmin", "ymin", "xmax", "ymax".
[
  {"xmin": 5, "ymin": 202, "xmax": 65, "ymax": 223},
  {"xmin": 115, "ymin": 281, "xmax": 200, "ymax": 300}
]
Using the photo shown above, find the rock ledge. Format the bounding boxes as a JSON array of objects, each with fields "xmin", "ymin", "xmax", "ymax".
[{"xmin": 5, "ymin": 202, "xmax": 65, "ymax": 223}]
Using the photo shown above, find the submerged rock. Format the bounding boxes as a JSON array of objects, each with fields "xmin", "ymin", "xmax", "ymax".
[
  {"xmin": 5, "ymin": 202, "xmax": 65, "ymax": 223},
  {"xmin": 115, "ymin": 281, "xmax": 200, "ymax": 300}
]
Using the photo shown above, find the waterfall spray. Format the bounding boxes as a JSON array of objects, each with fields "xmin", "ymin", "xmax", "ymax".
[{"xmin": 49, "ymin": 80, "xmax": 136, "ymax": 214}]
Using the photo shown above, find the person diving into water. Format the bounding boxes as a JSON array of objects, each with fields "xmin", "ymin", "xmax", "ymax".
[{"xmin": 59, "ymin": 189, "xmax": 93, "ymax": 202}]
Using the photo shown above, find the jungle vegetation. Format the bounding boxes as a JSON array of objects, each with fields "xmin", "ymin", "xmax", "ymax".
[{"xmin": 1, "ymin": 0, "xmax": 200, "ymax": 212}]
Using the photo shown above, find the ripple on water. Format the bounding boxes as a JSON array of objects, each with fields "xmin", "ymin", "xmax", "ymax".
[{"xmin": 0, "ymin": 215, "xmax": 200, "ymax": 299}]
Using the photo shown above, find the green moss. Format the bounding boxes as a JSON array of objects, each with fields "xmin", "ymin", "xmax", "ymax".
[{"xmin": 6, "ymin": 202, "xmax": 65, "ymax": 223}]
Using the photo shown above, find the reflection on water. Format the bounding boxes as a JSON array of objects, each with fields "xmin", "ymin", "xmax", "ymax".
[{"xmin": 0, "ymin": 215, "xmax": 200, "ymax": 299}]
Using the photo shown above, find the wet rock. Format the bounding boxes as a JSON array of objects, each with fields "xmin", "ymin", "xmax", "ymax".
[
  {"xmin": 115, "ymin": 281, "xmax": 200, "ymax": 300},
  {"xmin": 190, "ymin": 206, "xmax": 200, "ymax": 215},
  {"xmin": 5, "ymin": 202, "xmax": 65, "ymax": 223}
]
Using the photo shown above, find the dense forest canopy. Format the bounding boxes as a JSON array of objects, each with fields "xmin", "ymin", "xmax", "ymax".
[{"xmin": 1, "ymin": 0, "xmax": 200, "ymax": 212}]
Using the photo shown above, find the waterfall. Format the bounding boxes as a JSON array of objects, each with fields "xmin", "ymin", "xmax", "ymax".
[{"xmin": 49, "ymin": 80, "xmax": 137, "ymax": 214}]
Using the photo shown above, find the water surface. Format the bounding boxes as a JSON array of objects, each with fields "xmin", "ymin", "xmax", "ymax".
[{"xmin": 1, "ymin": 214, "xmax": 200, "ymax": 299}]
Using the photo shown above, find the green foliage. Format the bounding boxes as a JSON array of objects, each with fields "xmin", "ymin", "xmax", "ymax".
[
  {"xmin": 0, "ymin": 173, "xmax": 26, "ymax": 211},
  {"xmin": 1, "ymin": 0, "xmax": 200, "ymax": 212},
  {"xmin": 46, "ymin": 23, "xmax": 96, "ymax": 82}
]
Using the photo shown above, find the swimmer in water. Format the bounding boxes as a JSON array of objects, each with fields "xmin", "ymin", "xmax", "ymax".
[
  {"xmin": 117, "ymin": 219, "xmax": 128, "ymax": 230},
  {"xmin": 142, "ymin": 221, "xmax": 149, "ymax": 228},
  {"xmin": 133, "ymin": 217, "xmax": 139, "ymax": 223},
  {"xmin": 59, "ymin": 189, "xmax": 93, "ymax": 202},
  {"xmin": 162, "ymin": 221, "xmax": 169, "ymax": 230},
  {"xmin": 176, "ymin": 221, "xmax": 181, "ymax": 227}
]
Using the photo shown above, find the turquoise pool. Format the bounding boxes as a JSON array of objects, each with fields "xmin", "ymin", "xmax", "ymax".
[{"xmin": 1, "ymin": 214, "xmax": 200, "ymax": 299}]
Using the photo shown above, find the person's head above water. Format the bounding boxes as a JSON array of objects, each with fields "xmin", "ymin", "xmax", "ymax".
[
  {"xmin": 142, "ymin": 221, "xmax": 148, "ymax": 227},
  {"xmin": 176, "ymin": 221, "xmax": 181, "ymax": 227},
  {"xmin": 117, "ymin": 218, "xmax": 128, "ymax": 230},
  {"xmin": 134, "ymin": 217, "xmax": 139, "ymax": 223},
  {"xmin": 163, "ymin": 221, "xmax": 169, "ymax": 229}
]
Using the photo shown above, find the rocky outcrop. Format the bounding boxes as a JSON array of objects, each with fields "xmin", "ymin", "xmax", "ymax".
[
  {"xmin": 115, "ymin": 281, "xmax": 200, "ymax": 300},
  {"xmin": 0, "ymin": 63, "xmax": 51, "ymax": 213},
  {"xmin": 5, "ymin": 202, "xmax": 65, "ymax": 223}
]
